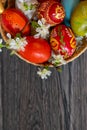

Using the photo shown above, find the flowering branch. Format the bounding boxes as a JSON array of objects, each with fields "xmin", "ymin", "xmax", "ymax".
[
  {"xmin": 31, "ymin": 18, "xmax": 50, "ymax": 39},
  {"xmin": 37, "ymin": 67, "xmax": 52, "ymax": 79},
  {"xmin": 0, "ymin": 33, "xmax": 28, "ymax": 52}
]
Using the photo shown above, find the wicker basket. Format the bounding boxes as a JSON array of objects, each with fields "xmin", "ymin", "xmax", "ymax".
[{"xmin": 0, "ymin": 0, "xmax": 87, "ymax": 67}]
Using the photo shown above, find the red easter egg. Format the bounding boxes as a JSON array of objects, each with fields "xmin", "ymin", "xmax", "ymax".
[
  {"xmin": 19, "ymin": 36, "xmax": 51, "ymax": 64},
  {"xmin": 1, "ymin": 8, "xmax": 30, "ymax": 37},
  {"xmin": 50, "ymin": 24, "xmax": 76, "ymax": 58},
  {"xmin": 38, "ymin": 0, "xmax": 48, "ymax": 2},
  {"xmin": 38, "ymin": 0, "xmax": 65, "ymax": 26}
]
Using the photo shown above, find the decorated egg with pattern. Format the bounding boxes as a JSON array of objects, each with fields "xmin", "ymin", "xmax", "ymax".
[
  {"xmin": 38, "ymin": 0, "xmax": 65, "ymax": 26},
  {"xmin": 50, "ymin": 24, "xmax": 76, "ymax": 59}
]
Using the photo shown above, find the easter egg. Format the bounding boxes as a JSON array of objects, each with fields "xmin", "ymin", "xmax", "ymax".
[
  {"xmin": 71, "ymin": 1, "xmax": 87, "ymax": 36},
  {"xmin": 38, "ymin": 0, "xmax": 48, "ymax": 2},
  {"xmin": 38, "ymin": 0, "xmax": 65, "ymax": 26},
  {"xmin": 1, "ymin": 8, "xmax": 30, "ymax": 37},
  {"xmin": 50, "ymin": 24, "xmax": 76, "ymax": 58},
  {"xmin": 19, "ymin": 36, "xmax": 51, "ymax": 63}
]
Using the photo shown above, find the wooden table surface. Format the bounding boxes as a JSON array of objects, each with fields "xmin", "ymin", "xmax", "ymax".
[{"xmin": 0, "ymin": 34, "xmax": 87, "ymax": 130}]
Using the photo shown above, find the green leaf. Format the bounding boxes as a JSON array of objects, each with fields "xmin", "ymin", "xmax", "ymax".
[
  {"xmin": 29, "ymin": 4, "xmax": 36, "ymax": 10},
  {"xmin": 0, "ymin": 44, "xmax": 6, "ymax": 48},
  {"xmin": 57, "ymin": 67, "xmax": 62, "ymax": 72},
  {"xmin": 23, "ymin": 2, "xmax": 29, "ymax": 10},
  {"xmin": 23, "ymin": 2, "xmax": 36, "ymax": 10},
  {"xmin": 31, "ymin": 21, "xmax": 40, "ymax": 29},
  {"xmin": 16, "ymin": 33, "xmax": 21, "ymax": 38},
  {"xmin": 54, "ymin": 61, "xmax": 60, "ymax": 66},
  {"xmin": 10, "ymin": 50, "xmax": 15, "ymax": 56},
  {"xmin": 45, "ymin": 66, "xmax": 49, "ymax": 70}
]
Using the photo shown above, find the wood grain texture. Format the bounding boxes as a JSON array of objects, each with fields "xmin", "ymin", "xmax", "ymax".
[
  {"xmin": 0, "ymin": 37, "xmax": 87, "ymax": 130},
  {"xmin": 0, "ymin": 0, "xmax": 87, "ymax": 129},
  {"xmin": 0, "ymin": 37, "xmax": 2, "ymax": 130}
]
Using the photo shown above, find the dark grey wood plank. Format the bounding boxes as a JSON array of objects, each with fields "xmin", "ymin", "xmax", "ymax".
[
  {"xmin": 1, "ymin": 45, "xmax": 87, "ymax": 130},
  {"xmin": 0, "ymin": 49, "xmax": 3, "ymax": 130},
  {"xmin": 1, "ymin": 0, "xmax": 87, "ymax": 129}
]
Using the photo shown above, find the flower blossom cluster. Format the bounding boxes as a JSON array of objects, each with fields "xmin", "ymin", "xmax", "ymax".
[
  {"xmin": 49, "ymin": 52, "xmax": 66, "ymax": 66},
  {"xmin": 37, "ymin": 68, "xmax": 52, "ymax": 79},
  {"xmin": 0, "ymin": 39, "xmax": 3, "ymax": 52},
  {"xmin": 16, "ymin": 0, "xmax": 38, "ymax": 20},
  {"xmin": 6, "ymin": 33, "xmax": 28, "ymax": 52},
  {"xmin": 0, "ymin": 33, "xmax": 28, "ymax": 52},
  {"xmin": 34, "ymin": 18, "xmax": 50, "ymax": 39}
]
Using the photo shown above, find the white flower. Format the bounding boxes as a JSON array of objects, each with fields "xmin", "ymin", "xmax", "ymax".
[
  {"xmin": 37, "ymin": 67, "xmax": 52, "ymax": 79},
  {"xmin": 18, "ymin": 0, "xmax": 24, "ymax": 2},
  {"xmin": 0, "ymin": 39, "xmax": 3, "ymax": 52},
  {"xmin": 24, "ymin": 9, "xmax": 36, "ymax": 19},
  {"xmin": 0, "ymin": 39, "xmax": 3, "ymax": 44},
  {"xmin": 75, "ymin": 36, "xmax": 83, "ymax": 45},
  {"xmin": 17, "ymin": 0, "xmax": 38, "ymax": 4},
  {"xmin": 50, "ymin": 53, "xmax": 66, "ymax": 66},
  {"xmin": 6, "ymin": 33, "xmax": 28, "ymax": 51},
  {"xmin": 34, "ymin": 18, "xmax": 50, "ymax": 39},
  {"xmin": 7, "ymin": 33, "xmax": 11, "ymax": 39},
  {"xmin": 16, "ymin": 0, "xmax": 38, "ymax": 20},
  {"xmin": 0, "ymin": 49, "xmax": 2, "ymax": 52}
]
